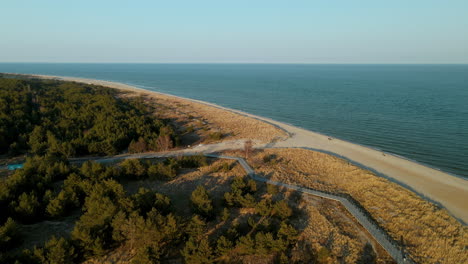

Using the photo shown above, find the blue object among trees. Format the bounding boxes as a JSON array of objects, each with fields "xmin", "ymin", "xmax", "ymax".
[{"xmin": 7, "ymin": 163, "xmax": 23, "ymax": 170}]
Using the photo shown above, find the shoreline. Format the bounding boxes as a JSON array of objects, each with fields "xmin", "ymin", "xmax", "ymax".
[{"xmin": 4, "ymin": 73, "xmax": 468, "ymax": 224}]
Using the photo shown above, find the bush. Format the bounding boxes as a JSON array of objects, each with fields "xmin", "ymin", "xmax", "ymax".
[
  {"xmin": 208, "ymin": 132, "xmax": 223, "ymax": 140},
  {"xmin": 317, "ymin": 247, "xmax": 331, "ymax": 264},
  {"xmin": 273, "ymin": 200, "xmax": 292, "ymax": 220},
  {"xmin": 0, "ymin": 218, "xmax": 21, "ymax": 251},
  {"xmin": 179, "ymin": 155, "xmax": 208, "ymax": 168},
  {"xmin": 80, "ymin": 161, "xmax": 107, "ymax": 181},
  {"xmin": 255, "ymin": 198, "xmax": 273, "ymax": 216},
  {"xmin": 61, "ymin": 173, "xmax": 86, "ymax": 207},
  {"xmin": 221, "ymin": 208, "xmax": 230, "ymax": 222},
  {"xmin": 186, "ymin": 125, "xmax": 195, "ymax": 133},
  {"xmin": 112, "ymin": 209, "xmax": 181, "ymax": 263},
  {"xmin": 266, "ymin": 184, "xmax": 279, "ymax": 195},
  {"xmin": 185, "ymin": 215, "xmax": 206, "ymax": 238},
  {"xmin": 220, "ymin": 162, "xmax": 230, "ymax": 173},
  {"xmin": 262, "ymin": 154, "xmax": 274, "ymax": 163},
  {"xmin": 128, "ymin": 137, "xmax": 148, "ymax": 153},
  {"xmin": 132, "ymin": 188, "xmax": 171, "ymax": 216},
  {"xmin": 71, "ymin": 180, "xmax": 128, "ymax": 256},
  {"xmin": 191, "ymin": 186, "xmax": 213, "ymax": 218},
  {"xmin": 277, "ymin": 221, "xmax": 298, "ymax": 244},
  {"xmin": 12, "ymin": 192, "xmax": 41, "ymax": 220},
  {"xmin": 120, "ymin": 159, "xmax": 147, "ymax": 180},
  {"xmin": 71, "ymin": 196, "xmax": 117, "ymax": 256},
  {"xmin": 46, "ymin": 191, "xmax": 73, "ymax": 218},
  {"xmin": 216, "ymin": 236, "xmax": 233, "ymax": 256},
  {"xmin": 147, "ymin": 162, "xmax": 177, "ymax": 180},
  {"xmin": 181, "ymin": 236, "xmax": 214, "ymax": 264},
  {"xmin": 224, "ymin": 177, "xmax": 258, "ymax": 208},
  {"xmin": 33, "ymin": 236, "xmax": 77, "ymax": 264}
]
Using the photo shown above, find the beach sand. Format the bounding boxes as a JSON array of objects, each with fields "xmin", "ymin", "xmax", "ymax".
[{"xmin": 27, "ymin": 74, "xmax": 468, "ymax": 224}]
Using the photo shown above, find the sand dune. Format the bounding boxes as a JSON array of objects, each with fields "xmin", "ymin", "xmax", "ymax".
[{"xmin": 28, "ymin": 74, "xmax": 468, "ymax": 224}]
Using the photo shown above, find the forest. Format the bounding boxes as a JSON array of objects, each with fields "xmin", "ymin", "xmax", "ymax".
[
  {"xmin": 0, "ymin": 153, "xmax": 311, "ymax": 263},
  {"xmin": 0, "ymin": 76, "xmax": 178, "ymax": 157},
  {"xmin": 0, "ymin": 77, "xmax": 316, "ymax": 263}
]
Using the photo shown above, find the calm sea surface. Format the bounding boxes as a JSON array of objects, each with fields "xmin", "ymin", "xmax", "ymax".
[{"xmin": 1, "ymin": 63, "xmax": 467, "ymax": 178}]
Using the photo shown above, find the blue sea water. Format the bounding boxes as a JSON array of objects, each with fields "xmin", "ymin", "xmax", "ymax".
[{"xmin": 0, "ymin": 63, "xmax": 467, "ymax": 178}]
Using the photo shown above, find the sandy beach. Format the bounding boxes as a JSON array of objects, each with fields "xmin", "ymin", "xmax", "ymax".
[{"xmin": 24, "ymin": 74, "xmax": 468, "ymax": 224}]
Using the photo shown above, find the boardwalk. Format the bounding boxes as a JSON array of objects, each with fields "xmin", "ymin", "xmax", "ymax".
[
  {"xmin": 69, "ymin": 151, "xmax": 413, "ymax": 263},
  {"xmin": 206, "ymin": 154, "xmax": 413, "ymax": 264},
  {"xmin": 5, "ymin": 147, "xmax": 413, "ymax": 263}
]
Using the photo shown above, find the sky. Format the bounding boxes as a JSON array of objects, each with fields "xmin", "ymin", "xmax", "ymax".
[{"xmin": 1, "ymin": 0, "xmax": 468, "ymax": 63}]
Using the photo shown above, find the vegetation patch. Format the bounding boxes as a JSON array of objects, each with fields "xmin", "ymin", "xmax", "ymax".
[
  {"xmin": 245, "ymin": 148, "xmax": 467, "ymax": 264},
  {"xmin": 0, "ymin": 77, "xmax": 179, "ymax": 157}
]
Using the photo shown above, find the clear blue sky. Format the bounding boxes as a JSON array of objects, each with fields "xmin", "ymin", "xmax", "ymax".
[{"xmin": 1, "ymin": 0, "xmax": 467, "ymax": 63}]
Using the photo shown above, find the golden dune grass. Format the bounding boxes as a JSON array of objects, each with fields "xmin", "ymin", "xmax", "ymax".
[
  {"xmin": 28, "ymin": 75, "xmax": 466, "ymax": 263},
  {"xmin": 86, "ymin": 158, "xmax": 381, "ymax": 264},
  {"xmin": 126, "ymin": 90, "xmax": 288, "ymax": 144},
  {"xmin": 295, "ymin": 198, "xmax": 378, "ymax": 263},
  {"xmin": 249, "ymin": 148, "xmax": 467, "ymax": 264},
  {"xmin": 27, "ymin": 74, "xmax": 287, "ymax": 144}
]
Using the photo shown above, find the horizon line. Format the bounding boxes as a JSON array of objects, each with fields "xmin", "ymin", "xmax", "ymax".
[{"xmin": 1, "ymin": 61, "xmax": 467, "ymax": 65}]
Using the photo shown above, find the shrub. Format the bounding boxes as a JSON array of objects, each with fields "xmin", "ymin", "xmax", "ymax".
[
  {"xmin": 317, "ymin": 247, "xmax": 331, "ymax": 264},
  {"xmin": 179, "ymin": 155, "xmax": 208, "ymax": 168},
  {"xmin": 12, "ymin": 192, "xmax": 40, "ymax": 220},
  {"xmin": 181, "ymin": 236, "xmax": 214, "ymax": 264},
  {"xmin": 216, "ymin": 236, "xmax": 233, "ymax": 256},
  {"xmin": 61, "ymin": 173, "xmax": 85, "ymax": 206},
  {"xmin": 112, "ymin": 209, "xmax": 181, "ymax": 263},
  {"xmin": 224, "ymin": 177, "xmax": 258, "ymax": 208},
  {"xmin": 236, "ymin": 235, "xmax": 256, "ymax": 255},
  {"xmin": 262, "ymin": 154, "xmax": 274, "ymax": 163},
  {"xmin": 246, "ymin": 179, "xmax": 257, "ymax": 193},
  {"xmin": 277, "ymin": 221, "xmax": 298, "ymax": 244},
  {"xmin": 272, "ymin": 200, "xmax": 292, "ymax": 220},
  {"xmin": 132, "ymin": 188, "xmax": 172, "ymax": 216},
  {"xmin": 71, "ymin": 180, "xmax": 128, "ymax": 256},
  {"xmin": 120, "ymin": 159, "xmax": 147, "ymax": 180},
  {"xmin": 33, "ymin": 236, "xmax": 77, "ymax": 264},
  {"xmin": 154, "ymin": 193, "xmax": 172, "ymax": 215},
  {"xmin": 185, "ymin": 215, "xmax": 206, "ymax": 238},
  {"xmin": 221, "ymin": 208, "xmax": 230, "ymax": 222},
  {"xmin": 208, "ymin": 132, "xmax": 223, "ymax": 140},
  {"xmin": 0, "ymin": 218, "xmax": 21, "ymax": 251},
  {"xmin": 80, "ymin": 161, "xmax": 107, "ymax": 181},
  {"xmin": 266, "ymin": 184, "xmax": 279, "ymax": 195},
  {"xmin": 147, "ymin": 163, "xmax": 177, "ymax": 180},
  {"xmin": 191, "ymin": 186, "xmax": 213, "ymax": 218},
  {"xmin": 46, "ymin": 191, "xmax": 73, "ymax": 217},
  {"xmin": 186, "ymin": 125, "xmax": 195, "ymax": 133},
  {"xmin": 255, "ymin": 198, "xmax": 273, "ymax": 216},
  {"xmin": 220, "ymin": 162, "xmax": 230, "ymax": 172},
  {"xmin": 128, "ymin": 137, "xmax": 148, "ymax": 153}
]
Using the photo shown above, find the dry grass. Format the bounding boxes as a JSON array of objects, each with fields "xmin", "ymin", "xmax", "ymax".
[
  {"xmin": 242, "ymin": 148, "xmax": 468, "ymax": 264},
  {"xmin": 299, "ymin": 195, "xmax": 395, "ymax": 263},
  {"xmin": 87, "ymin": 156, "xmax": 395, "ymax": 263},
  {"xmin": 121, "ymin": 90, "xmax": 288, "ymax": 144},
  {"xmin": 123, "ymin": 158, "xmax": 244, "ymax": 216},
  {"xmin": 129, "ymin": 157, "xmax": 394, "ymax": 263},
  {"xmin": 281, "ymin": 189, "xmax": 393, "ymax": 264},
  {"xmin": 17, "ymin": 210, "xmax": 81, "ymax": 251}
]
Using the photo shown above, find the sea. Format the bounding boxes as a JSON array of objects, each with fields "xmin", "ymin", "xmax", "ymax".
[{"xmin": 0, "ymin": 63, "xmax": 467, "ymax": 178}]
